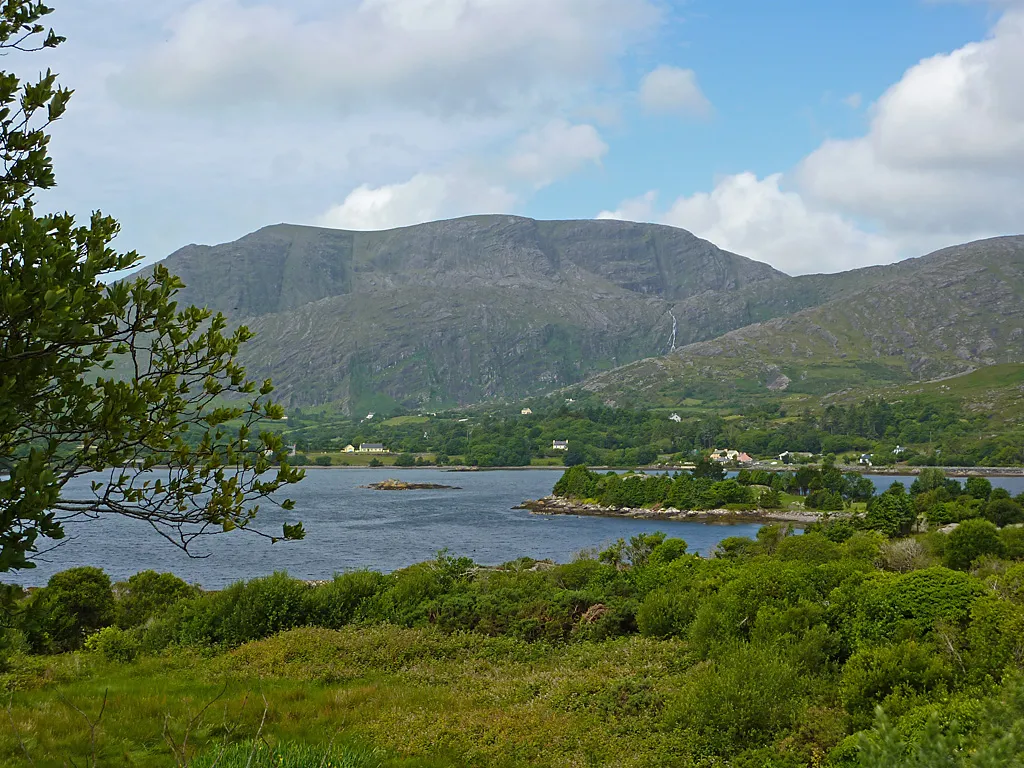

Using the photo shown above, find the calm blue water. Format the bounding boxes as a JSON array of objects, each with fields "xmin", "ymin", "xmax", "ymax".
[
  {"xmin": 9, "ymin": 470, "xmax": 1022, "ymax": 589},
  {"xmin": 6, "ymin": 469, "xmax": 764, "ymax": 589}
]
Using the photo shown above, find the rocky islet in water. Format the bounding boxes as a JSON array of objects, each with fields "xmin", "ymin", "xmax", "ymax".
[{"xmin": 362, "ymin": 478, "xmax": 462, "ymax": 491}]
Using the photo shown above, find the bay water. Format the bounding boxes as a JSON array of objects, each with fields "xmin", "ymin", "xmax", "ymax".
[{"xmin": 7, "ymin": 469, "xmax": 1023, "ymax": 588}]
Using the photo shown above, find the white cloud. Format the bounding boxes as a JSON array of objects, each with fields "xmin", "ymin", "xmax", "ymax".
[
  {"xmin": 638, "ymin": 65, "xmax": 712, "ymax": 116},
  {"xmin": 596, "ymin": 190, "xmax": 658, "ymax": 222},
  {"xmin": 317, "ymin": 173, "xmax": 517, "ymax": 231},
  {"xmin": 842, "ymin": 93, "xmax": 862, "ymax": 109},
  {"xmin": 507, "ymin": 120, "xmax": 608, "ymax": 188},
  {"xmin": 599, "ymin": 8, "xmax": 1024, "ymax": 275},
  {"xmin": 797, "ymin": 8, "xmax": 1024, "ymax": 239},
  {"xmin": 111, "ymin": 0, "xmax": 661, "ymax": 116},
  {"xmin": 29, "ymin": 0, "xmax": 660, "ymax": 261},
  {"xmin": 597, "ymin": 174, "xmax": 902, "ymax": 275}
]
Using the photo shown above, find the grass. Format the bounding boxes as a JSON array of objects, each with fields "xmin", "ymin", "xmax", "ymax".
[
  {"xmin": 189, "ymin": 740, "xmax": 397, "ymax": 768},
  {"xmin": 304, "ymin": 453, "xmax": 401, "ymax": 467},
  {"xmin": 379, "ymin": 416, "xmax": 431, "ymax": 427},
  {"xmin": 1, "ymin": 626, "xmax": 696, "ymax": 768}
]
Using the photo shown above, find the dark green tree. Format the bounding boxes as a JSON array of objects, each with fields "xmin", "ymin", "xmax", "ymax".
[
  {"xmin": 984, "ymin": 498, "xmax": 1024, "ymax": 528},
  {"xmin": 27, "ymin": 566, "xmax": 115, "ymax": 652},
  {"xmin": 115, "ymin": 570, "xmax": 195, "ymax": 629},
  {"xmin": 946, "ymin": 519, "xmax": 1005, "ymax": 571},
  {"xmin": 966, "ymin": 476, "xmax": 992, "ymax": 501},
  {"xmin": 0, "ymin": 3, "xmax": 304, "ymax": 575},
  {"xmin": 692, "ymin": 457, "xmax": 725, "ymax": 481},
  {"xmin": 865, "ymin": 484, "xmax": 916, "ymax": 538},
  {"xmin": 563, "ymin": 445, "xmax": 586, "ymax": 467},
  {"xmin": 393, "ymin": 453, "xmax": 416, "ymax": 467}
]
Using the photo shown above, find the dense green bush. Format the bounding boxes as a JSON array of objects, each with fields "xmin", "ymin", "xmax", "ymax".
[
  {"xmin": 84, "ymin": 625, "xmax": 140, "ymax": 662},
  {"xmin": 175, "ymin": 572, "xmax": 311, "ymax": 648},
  {"xmin": 984, "ymin": 498, "xmax": 1024, "ymax": 527},
  {"xmin": 668, "ymin": 643, "xmax": 807, "ymax": 755},
  {"xmin": 115, "ymin": 570, "xmax": 195, "ymax": 629},
  {"xmin": 303, "ymin": 570, "xmax": 388, "ymax": 628},
  {"xmin": 946, "ymin": 519, "xmax": 1005, "ymax": 570},
  {"xmin": 27, "ymin": 567, "xmax": 115, "ymax": 652},
  {"xmin": 840, "ymin": 640, "xmax": 954, "ymax": 727}
]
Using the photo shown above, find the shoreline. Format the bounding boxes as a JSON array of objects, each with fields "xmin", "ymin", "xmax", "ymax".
[
  {"xmin": 294, "ymin": 464, "xmax": 1024, "ymax": 477},
  {"xmin": 518, "ymin": 496, "xmax": 823, "ymax": 526}
]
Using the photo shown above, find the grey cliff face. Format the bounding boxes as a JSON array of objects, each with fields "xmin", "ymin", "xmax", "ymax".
[
  {"xmin": 152, "ymin": 215, "xmax": 789, "ymax": 410},
  {"xmin": 149, "ymin": 216, "xmax": 1024, "ymax": 411}
]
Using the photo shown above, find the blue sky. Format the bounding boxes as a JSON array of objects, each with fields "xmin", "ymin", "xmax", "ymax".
[
  {"xmin": 534, "ymin": 0, "xmax": 992, "ymax": 215},
  {"xmin": 30, "ymin": 0, "xmax": 1024, "ymax": 274}
]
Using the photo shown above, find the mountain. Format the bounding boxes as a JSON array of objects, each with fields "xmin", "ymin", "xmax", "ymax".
[
  {"xmin": 579, "ymin": 236, "xmax": 1024, "ymax": 406},
  {"xmin": 156, "ymin": 215, "xmax": 790, "ymax": 410}
]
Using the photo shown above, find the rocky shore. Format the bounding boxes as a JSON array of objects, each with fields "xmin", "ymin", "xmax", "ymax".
[
  {"xmin": 362, "ymin": 479, "xmax": 461, "ymax": 491},
  {"xmin": 517, "ymin": 495, "xmax": 823, "ymax": 525}
]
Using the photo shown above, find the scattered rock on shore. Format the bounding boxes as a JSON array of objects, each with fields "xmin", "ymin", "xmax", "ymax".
[
  {"xmin": 363, "ymin": 479, "xmax": 461, "ymax": 491},
  {"xmin": 518, "ymin": 495, "xmax": 823, "ymax": 524}
]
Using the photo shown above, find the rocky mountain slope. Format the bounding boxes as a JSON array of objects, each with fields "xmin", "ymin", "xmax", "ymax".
[
  {"xmin": 579, "ymin": 236, "xmax": 1024, "ymax": 406},
  {"xmin": 154, "ymin": 216, "xmax": 791, "ymax": 410}
]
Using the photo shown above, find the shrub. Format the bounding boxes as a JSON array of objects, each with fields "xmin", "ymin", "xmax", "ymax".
[
  {"xmin": 841, "ymin": 532, "xmax": 884, "ymax": 564},
  {"xmin": 806, "ymin": 490, "xmax": 844, "ymax": 512},
  {"xmin": 946, "ymin": 519, "xmax": 1005, "ymax": 571},
  {"xmin": 29, "ymin": 567, "xmax": 115, "ymax": 652},
  {"xmin": 966, "ymin": 476, "xmax": 992, "ymax": 500},
  {"xmin": 875, "ymin": 538, "xmax": 928, "ymax": 573},
  {"xmin": 648, "ymin": 538, "xmax": 688, "ymax": 566},
  {"xmin": 637, "ymin": 589, "xmax": 699, "ymax": 639},
  {"xmin": 984, "ymin": 499, "xmax": 1024, "ymax": 527},
  {"xmin": 115, "ymin": 571, "xmax": 195, "ymax": 629},
  {"xmin": 850, "ymin": 567, "xmax": 984, "ymax": 646},
  {"xmin": 840, "ymin": 640, "xmax": 953, "ymax": 727},
  {"xmin": 776, "ymin": 533, "xmax": 844, "ymax": 565},
  {"xmin": 314, "ymin": 455, "xmax": 332, "ymax": 466},
  {"xmin": 303, "ymin": 571, "xmax": 388, "ymax": 628},
  {"xmin": 1002, "ymin": 527, "xmax": 1024, "ymax": 561},
  {"xmin": 177, "ymin": 572, "xmax": 310, "ymax": 648},
  {"xmin": 84, "ymin": 625, "xmax": 140, "ymax": 663},
  {"xmin": 667, "ymin": 644, "xmax": 806, "ymax": 755}
]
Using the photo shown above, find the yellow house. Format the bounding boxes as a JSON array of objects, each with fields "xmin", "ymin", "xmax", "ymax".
[{"xmin": 343, "ymin": 445, "xmax": 356, "ymax": 453}]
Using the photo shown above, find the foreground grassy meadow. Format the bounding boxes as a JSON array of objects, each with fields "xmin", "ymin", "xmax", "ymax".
[{"xmin": 4, "ymin": 627, "xmax": 703, "ymax": 767}]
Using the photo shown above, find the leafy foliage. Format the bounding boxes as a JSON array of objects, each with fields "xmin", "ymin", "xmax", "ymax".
[{"xmin": 0, "ymin": 1, "xmax": 303, "ymax": 577}]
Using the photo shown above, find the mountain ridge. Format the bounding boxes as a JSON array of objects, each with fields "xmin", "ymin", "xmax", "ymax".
[
  {"xmin": 578, "ymin": 235, "xmax": 1024, "ymax": 406},
  {"xmin": 154, "ymin": 215, "xmax": 789, "ymax": 409},
  {"xmin": 146, "ymin": 215, "xmax": 1024, "ymax": 412}
]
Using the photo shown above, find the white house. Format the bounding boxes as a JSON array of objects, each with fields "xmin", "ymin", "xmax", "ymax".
[
  {"xmin": 359, "ymin": 443, "xmax": 387, "ymax": 454},
  {"xmin": 711, "ymin": 449, "xmax": 754, "ymax": 465},
  {"xmin": 552, "ymin": 440, "xmax": 570, "ymax": 451},
  {"xmin": 893, "ymin": 445, "xmax": 907, "ymax": 455},
  {"xmin": 669, "ymin": 413, "xmax": 682, "ymax": 423},
  {"xmin": 521, "ymin": 408, "xmax": 533, "ymax": 415}
]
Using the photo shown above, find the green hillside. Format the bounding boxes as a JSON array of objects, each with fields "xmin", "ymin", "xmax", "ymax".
[
  {"xmin": 150, "ymin": 216, "xmax": 788, "ymax": 411},
  {"xmin": 581, "ymin": 236, "xmax": 1024, "ymax": 408}
]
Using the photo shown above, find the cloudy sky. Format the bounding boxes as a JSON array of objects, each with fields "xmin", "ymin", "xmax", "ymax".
[{"xmin": 26, "ymin": 0, "xmax": 1024, "ymax": 274}]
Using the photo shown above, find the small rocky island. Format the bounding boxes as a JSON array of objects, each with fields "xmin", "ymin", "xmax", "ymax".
[
  {"xmin": 362, "ymin": 478, "xmax": 461, "ymax": 491},
  {"xmin": 519, "ymin": 495, "xmax": 821, "ymax": 524}
]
